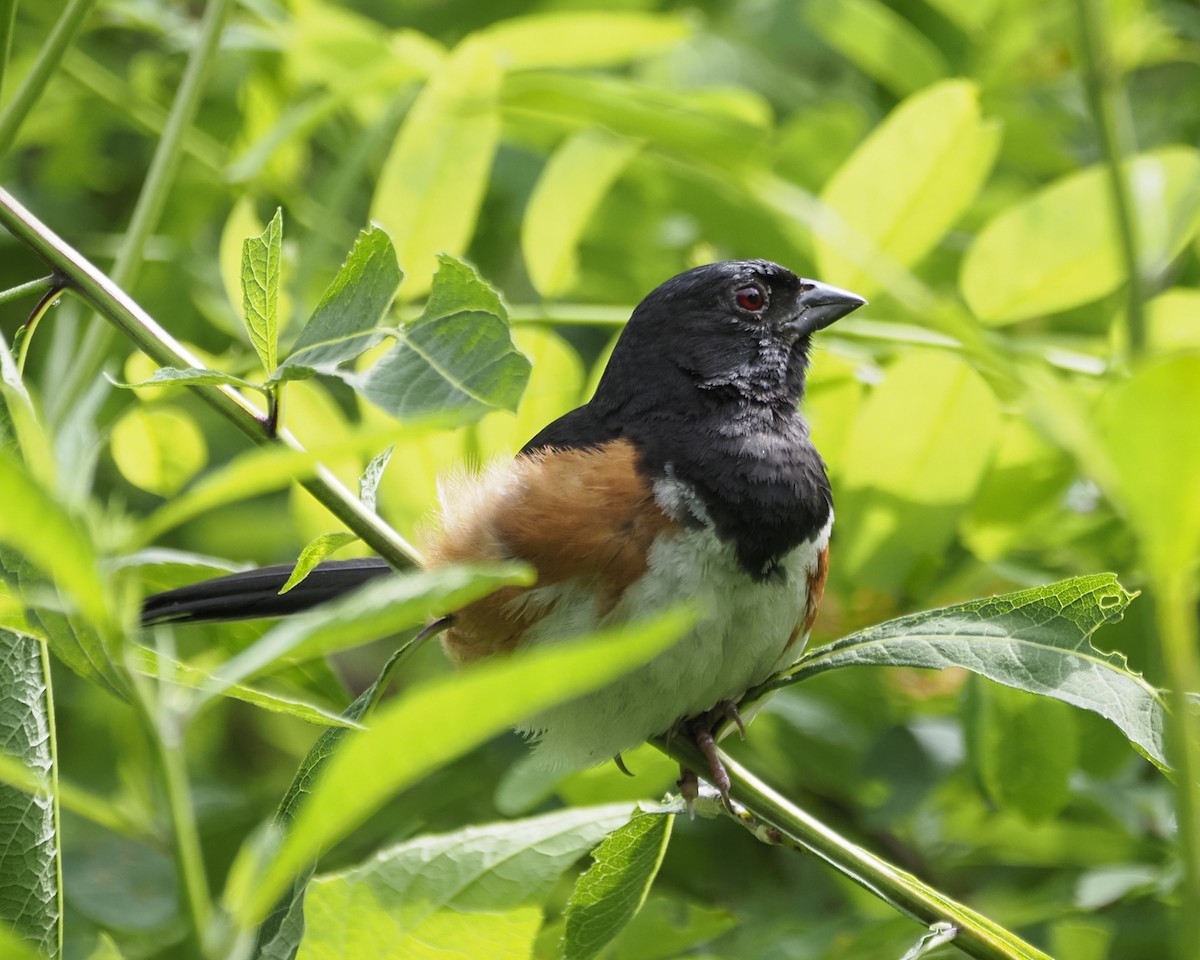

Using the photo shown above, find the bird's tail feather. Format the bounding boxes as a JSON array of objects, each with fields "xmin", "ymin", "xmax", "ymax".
[{"xmin": 140, "ymin": 557, "xmax": 394, "ymax": 625}]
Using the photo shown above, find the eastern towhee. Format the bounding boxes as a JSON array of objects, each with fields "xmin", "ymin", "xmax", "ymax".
[{"xmin": 142, "ymin": 260, "xmax": 866, "ymax": 803}]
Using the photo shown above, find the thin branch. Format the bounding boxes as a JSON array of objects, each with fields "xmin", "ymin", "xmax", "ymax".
[
  {"xmin": 16, "ymin": 280, "xmax": 66, "ymax": 375},
  {"xmin": 0, "ymin": 0, "xmax": 97, "ymax": 154},
  {"xmin": 655, "ymin": 738, "xmax": 1051, "ymax": 960},
  {"xmin": 53, "ymin": 0, "xmax": 236, "ymax": 419},
  {"xmin": 0, "ymin": 186, "xmax": 421, "ymax": 569},
  {"xmin": 0, "ymin": 273, "xmax": 55, "ymax": 306},
  {"xmin": 1076, "ymin": 0, "xmax": 1144, "ymax": 357}
]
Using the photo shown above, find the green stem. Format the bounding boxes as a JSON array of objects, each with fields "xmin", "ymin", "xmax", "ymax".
[
  {"xmin": 15, "ymin": 281, "xmax": 65, "ymax": 375},
  {"xmin": 0, "ymin": 0, "xmax": 16, "ymax": 105},
  {"xmin": 61, "ymin": 50, "xmax": 227, "ymax": 174},
  {"xmin": 1156, "ymin": 569, "xmax": 1200, "ymax": 958},
  {"xmin": 0, "ymin": 274, "xmax": 54, "ymax": 305},
  {"xmin": 0, "ymin": 0, "xmax": 97, "ymax": 155},
  {"xmin": 0, "ymin": 186, "xmax": 420, "ymax": 569},
  {"xmin": 130, "ymin": 666, "xmax": 210, "ymax": 958},
  {"xmin": 1075, "ymin": 0, "xmax": 1144, "ymax": 357},
  {"xmin": 656, "ymin": 740, "xmax": 1051, "ymax": 960},
  {"xmin": 52, "ymin": 0, "xmax": 236, "ymax": 422}
]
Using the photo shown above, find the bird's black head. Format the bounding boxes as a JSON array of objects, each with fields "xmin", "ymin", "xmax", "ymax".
[{"xmin": 592, "ymin": 260, "xmax": 866, "ymax": 415}]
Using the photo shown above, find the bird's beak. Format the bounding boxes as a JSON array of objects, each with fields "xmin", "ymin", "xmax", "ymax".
[{"xmin": 785, "ymin": 279, "xmax": 867, "ymax": 336}]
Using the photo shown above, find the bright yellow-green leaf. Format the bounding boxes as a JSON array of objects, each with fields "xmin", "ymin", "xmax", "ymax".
[
  {"xmin": 1112, "ymin": 287, "xmax": 1200, "ymax": 355},
  {"xmin": 803, "ymin": 0, "xmax": 950, "ymax": 97},
  {"xmin": 1096, "ymin": 353, "xmax": 1200, "ymax": 576},
  {"xmin": 834, "ymin": 352, "xmax": 1002, "ymax": 590},
  {"xmin": 110, "ymin": 406, "xmax": 207, "ymax": 497},
  {"xmin": 0, "ymin": 454, "xmax": 111, "ymax": 629},
  {"xmin": 816, "ymin": 79, "xmax": 1000, "ymax": 300},
  {"xmin": 477, "ymin": 11, "xmax": 690, "ymax": 70},
  {"xmin": 523, "ymin": 128, "xmax": 640, "ymax": 298},
  {"xmin": 475, "ymin": 327, "xmax": 585, "ymax": 459},
  {"xmin": 961, "ymin": 147, "xmax": 1200, "ymax": 324},
  {"xmin": 242, "ymin": 208, "xmax": 284, "ymax": 373},
  {"xmin": 240, "ymin": 608, "xmax": 690, "ymax": 921},
  {"xmin": 220, "ymin": 195, "xmax": 263, "ymax": 317},
  {"xmin": 371, "ymin": 41, "xmax": 501, "ymax": 298}
]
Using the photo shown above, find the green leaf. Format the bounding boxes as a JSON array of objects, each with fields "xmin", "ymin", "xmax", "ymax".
[
  {"xmin": 239, "ymin": 607, "xmax": 691, "ymax": 922},
  {"xmin": 277, "ymin": 533, "xmax": 359, "ymax": 595},
  {"xmin": 110, "ymin": 406, "xmax": 208, "ymax": 497},
  {"xmin": 523, "ymin": 127, "xmax": 640, "ymax": 298},
  {"xmin": 131, "ymin": 648, "xmax": 357, "ymax": 729},
  {"xmin": 833, "ymin": 352, "xmax": 1002, "ymax": 591},
  {"xmin": 111, "ymin": 366, "xmax": 265, "ymax": 392},
  {"xmin": 803, "ymin": 0, "xmax": 950, "ymax": 97},
  {"xmin": 301, "ymin": 805, "xmax": 637, "ymax": 960},
  {"xmin": 0, "ymin": 454, "xmax": 112, "ymax": 630},
  {"xmin": 243, "ymin": 208, "xmax": 284, "ymax": 373},
  {"xmin": 276, "ymin": 226, "xmax": 403, "ymax": 379},
  {"xmin": 769, "ymin": 576, "xmax": 1164, "ymax": 768},
  {"xmin": 251, "ymin": 646, "xmax": 405, "ymax": 960},
  {"xmin": 0, "ymin": 629, "xmax": 59, "ymax": 957},
  {"xmin": 964, "ymin": 678, "xmax": 1078, "ymax": 823},
  {"xmin": 604, "ymin": 895, "xmax": 736, "ymax": 960},
  {"xmin": 358, "ymin": 445, "xmax": 393, "ymax": 513},
  {"xmin": 205, "ymin": 564, "xmax": 532, "ymax": 698},
  {"xmin": 476, "ymin": 11, "xmax": 690, "ymax": 70},
  {"xmin": 0, "ymin": 923, "xmax": 47, "ymax": 960},
  {"xmin": 816, "ymin": 79, "xmax": 1000, "ymax": 299},
  {"xmin": 563, "ymin": 808, "xmax": 673, "ymax": 960},
  {"xmin": 961, "ymin": 146, "xmax": 1200, "ymax": 324},
  {"xmin": 132, "ymin": 428, "xmax": 404, "ymax": 547},
  {"xmin": 501, "ymin": 72, "xmax": 768, "ymax": 171},
  {"xmin": 354, "ymin": 255, "xmax": 531, "ymax": 423},
  {"xmin": 1096, "ymin": 354, "xmax": 1200, "ymax": 578},
  {"xmin": 474, "ymin": 327, "xmax": 585, "ymax": 460},
  {"xmin": 370, "ymin": 41, "xmax": 501, "ymax": 298}
]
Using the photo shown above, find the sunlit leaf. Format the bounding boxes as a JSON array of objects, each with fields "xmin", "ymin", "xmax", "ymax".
[
  {"xmin": 478, "ymin": 12, "xmax": 690, "ymax": 70},
  {"xmin": 242, "ymin": 208, "xmax": 284, "ymax": 373},
  {"xmin": 0, "ymin": 629, "xmax": 59, "ymax": 956},
  {"xmin": 221, "ymin": 196, "xmax": 264, "ymax": 318},
  {"xmin": 475, "ymin": 327, "xmax": 585, "ymax": 459},
  {"xmin": 961, "ymin": 147, "xmax": 1200, "ymax": 324},
  {"xmin": 207, "ymin": 564, "xmax": 532, "ymax": 697},
  {"xmin": 1096, "ymin": 354, "xmax": 1200, "ymax": 576},
  {"xmin": 767, "ymin": 576, "xmax": 1162, "ymax": 768},
  {"xmin": 239, "ymin": 608, "xmax": 690, "ymax": 921},
  {"xmin": 0, "ymin": 455, "xmax": 111, "ymax": 629},
  {"xmin": 833, "ymin": 352, "xmax": 1002, "ymax": 591},
  {"xmin": 112, "ymin": 366, "xmax": 264, "ymax": 393},
  {"xmin": 276, "ymin": 226, "xmax": 403, "ymax": 379},
  {"xmin": 277, "ymin": 533, "xmax": 359, "ymax": 595},
  {"xmin": 354, "ymin": 255, "xmax": 530, "ymax": 423},
  {"xmin": 371, "ymin": 41, "xmax": 501, "ymax": 298},
  {"xmin": 110, "ymin": 406, "xmax": 208, "ymax": 497},
  {"xmin": 816, "ymin": 79, "xmax": 1000, "ymax": 299},
  {"xmin": 501, "ymin": 72, "xmax": 768, "ymax": 171},
  {"xmin": 301, "ymin": 805, "xmax": 637, "ymax": 960},
  {"xmin": 563, "ymin": 808, "xmax": 673, "ymax": 960},
  {"xmin": 523, "ymin": 128, "xmax": 640, "ymax": 298},
  {"xmin": 803, "ymin": 0, "xmax": 949, "ymax": 96}
]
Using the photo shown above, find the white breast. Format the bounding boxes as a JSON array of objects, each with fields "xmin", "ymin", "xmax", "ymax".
[{"xmin": 515, "ymin": 499, "xmax": 832, "ymax": 769}]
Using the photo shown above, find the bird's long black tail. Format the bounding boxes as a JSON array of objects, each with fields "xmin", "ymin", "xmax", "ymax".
[{"xmin": 140, "ymin": 557, "xmax": 394, "ymax": 626}]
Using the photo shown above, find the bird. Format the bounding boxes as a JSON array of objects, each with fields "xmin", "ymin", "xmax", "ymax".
[{"xmin": 141, "ymin": 260, "xmax": 866, "ymax": 804}]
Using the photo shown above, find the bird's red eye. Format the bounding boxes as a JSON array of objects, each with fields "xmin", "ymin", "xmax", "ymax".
[{"xmin": 735, "ymin": 286, "xmax": 766, "ymax": 312}]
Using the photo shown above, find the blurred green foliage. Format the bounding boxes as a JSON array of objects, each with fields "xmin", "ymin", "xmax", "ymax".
[{"xmin": 1, "ymin": 0, "xmax": 1200, "ymax": 958}]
